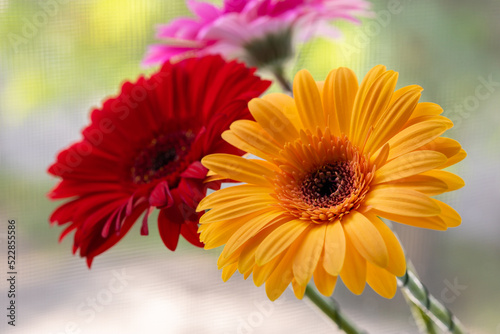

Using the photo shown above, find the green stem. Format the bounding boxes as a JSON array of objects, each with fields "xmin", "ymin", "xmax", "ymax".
[
  {"xmin": 401, "ymin": 262, "xmax": 438, "ymax": 334},
  {"xmin": 270, "ymin": 65, "xmax": 293, "ymax": 94},
  {"xmin": 398, "ymin": 270, "xmax": 468, "ymax": 334},
  {"xmin": 413, "ymin": 306, "xmax": 439, "ymax": 334},
  {"xmin": 304, "ymin": 285, "xmax": 367, "ymax": 334}
]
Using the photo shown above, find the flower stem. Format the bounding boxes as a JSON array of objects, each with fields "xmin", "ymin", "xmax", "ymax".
[
  {"xmin": 398, "ymin": 270, "xmax": 468, "ymax": 334},
  {"xmin": 270, "ymin": 66, "xmax": 293, "ymax": 94},
  {"xmin": 411, "ymin": 306, "xmax": 439, "ymax": 334},
  {"xmin": 304, "ymin": 285, "xmax": 367, "ymax": 334},
  {"xmin": 401, "ymin": 262, "xmax": 438, "ymax": 334}
]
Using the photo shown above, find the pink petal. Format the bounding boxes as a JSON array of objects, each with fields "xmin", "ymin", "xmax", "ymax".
[{"xmin": 187, "ymin": 0, "xmax": 222, "ymax": 21}]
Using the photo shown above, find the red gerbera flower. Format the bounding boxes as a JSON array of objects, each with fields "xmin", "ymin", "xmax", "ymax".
[{"xmin": 47, "ymin": 55, "xmax": 271, "ymax": 267}]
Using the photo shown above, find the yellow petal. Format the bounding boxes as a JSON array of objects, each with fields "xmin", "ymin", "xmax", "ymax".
[
  {"xmin": 199, "ymin": 198, "xmax": 274, "ymax": 224},
  {"xmin": 404, "ymin": 115, "xmax": 453, "ymax": 130},
  {"xmin": 251, "ymin": 159, "xmax": 281, "ymax": 173},
  {"xmin": 222, "ymin": 130, "xmax": 270, "ymax": 161},
  {"xmin": 374, "ymin": 150, "xmax": 447, "ymax": 184},
  {"xmin": 370, "ymin": 143, "xmax": 390, "ymax": 168},
  {"xmin": 292, "ymin": 279, "xmax": 307, "ymax": 299},
  {"xmin": 386, "ymin": 120, "xmax": 450, "ymax": 160},
  {"xmin": 248, "ymin": 98, "xmax": 299, "ymax": 145},
  {"xmin": 218, "ymin": 247, "xmax": 242, "ymax": 269},
  {"xmin": 293, "ymin": 69, "xmax": 325, "ymax": 131},
  {"xmin": 323, "ymin": 220, "xmax": 346, "ymax": 276},
  {"xmin": 293, "ymin": 223, "xmax": 326, "ymax": 286},
  {"xmin": 418, "ymin": 137, "xmax": 461, "ymax": 159},
  {"xmin": 440, "ymin": 149, "xmax": 466, "ymax": 169},
  {"xmin": 364, "ymin": 213, "xmax": 406, "ymax": 276},
  {"xmin": 364, "ymin": 186, "xmax": 441, "ymax": 217},
  {"xmin": 323, "ymin": 68, "xmax": 339, "ymax": 134},
  {"xmin": 222, "ymin": 262, "xmax": 238, "ymax": 282},
  {"xmin": 335, "ymin": 68, "xmax": 360, "ymax": 137},
  {"xmin": 262, "ymin": 92, "xmax": 295, "ymax": 108},
  {"xmin": 238, "ymin": 223, "xmax": 282, "ymax": 274},
  {"xmin": 421, "ymin": 170, "xmax": 465, "ymax": 192},
  {"xmin": 200, "ymin": 218, "xmax": 245, "ymax": 249},
  {"xmin": 351, "ymin": 71, "xmax": 399, "ymax": 147},
  {"xmin": 314, "ymin": 254, "xmax": 338, "ymax": 297},
  {"xmin": 253, "ymin": 252, "xmax": 284, "ymax": 287},
  {"xmin": 198, "ymin": 184, "xmax": 270, "ymax": 211},
  {"xmin": 433, "ymin": 199, "xmax": 461, "ymax": 227},
  {"xmin": 316, "ymin": 81, "xmax": 325, "ymax": 98},
  {"xmin": 366, "ymin": 262, "xmax": 397, "ymax": 298},
  {"xmin": 229, "ymin": 120, "xmax": 282, "ymax": 154},
  {"xmin": 409, "ymin": 102, "xmax": 443, "ymax": 120},
  {"xmin": 351, "ymin": 65, "xmax": 387, "ymax": 135},
  {"xmin": 365, "ymin": 87, "xmax": 422, "ymax": 153},
  {"xmin": 202, "ymin": 153, "xmax": 274, "ymax": 186},
  {"xmin": 342, "ymin": 212, "xmax": 388, "ymax": 268},
  {"xmin": 265, "ymin": 234, "xmax": 306, "ymax": 301},
  {"xmin": 204, "ymin": 174, "xmax": 227, "ymax": 183},
  {"xmin": 256, "ymin": 219, "xmax": 309, "ymax": 265},
  {"xmin": 221, "ymin": 211, "xmax": 286, "ymax": 258},
  {"xmin": 324, "ymin": 68, "xmax": 359, "ymax": 136},
  {"xmin": 262, "ymin": 93, "xmax": 301, "ymax": 129},
  {"xmin": 340, "ymin": 237, "xmax": 366, "ymax": 295},
  {"xmin": 380, "ymin": 175, "xmax": 448, "ymax": 196},
  {"xmin": 243, "ymin": 267, "xmax": 253, "ymax": 280},
  {"xmin": 370, "ymin": 210, "xmax": 447, "ymax": 230},
  {"xmin": 223, "ymin": 122, "xmax": 282, "ymax": 161},
  {"xmin": 359, "ymin": 65, "xmax": 387, "ymax": 87},
  {"xmin": 389, "ymin": 85, "xmax": 422, "ymax": 105}
]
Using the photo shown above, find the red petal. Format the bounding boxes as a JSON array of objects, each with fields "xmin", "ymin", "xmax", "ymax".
[
  {"xmin": 149, "ymin": 181, "xmax": 174, "ymax": 209},
  {"xmin": 158, "ymin": 208, "xmax": 181, "ymax": 251},
  {"xmin": 84, "ymin": 200, "xmax": 149, "ymax": 266},
  {"xmin": 141, "ymin": 207, "xmax": 153, "ymax": 236},
  {"xmin": 180, "ymin": 220, "xmax": 203, "ymax": 248},
  {"xmin": 180, "ymin": 161, "xmax": 208, "ymax": 179},
  {"xmin": 177, "ymin": 178, "xmax": 206, "ymax": 208}
]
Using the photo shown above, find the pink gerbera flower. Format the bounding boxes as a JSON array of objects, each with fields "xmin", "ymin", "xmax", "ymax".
[{"xmin": 144, "ymin": 0, "xmax": 371, "ymax": 70}]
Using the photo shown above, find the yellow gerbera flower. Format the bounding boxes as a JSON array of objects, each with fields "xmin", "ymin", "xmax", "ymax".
[{"xmin": 197, "ymin": 65, "xmax": 466, "ymax": 301}]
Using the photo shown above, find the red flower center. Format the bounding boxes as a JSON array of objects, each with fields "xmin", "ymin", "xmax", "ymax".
[{"xmin": 131, "ymin": 131, "xmax": 195, "ymax": 184}]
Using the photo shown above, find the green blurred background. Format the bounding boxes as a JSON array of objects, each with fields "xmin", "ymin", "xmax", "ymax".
[{"xmin": 1, "ymin": 0, "xmax": 499, "ymax": 333}]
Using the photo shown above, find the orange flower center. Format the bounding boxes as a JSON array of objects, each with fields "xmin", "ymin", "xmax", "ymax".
[{"xmin": 273, "ymin": 129, "xmax": 374, "ymax": 223}]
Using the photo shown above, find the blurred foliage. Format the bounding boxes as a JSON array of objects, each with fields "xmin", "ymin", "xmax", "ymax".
[
  {"xmin": 0, "ymin": 0, "xmax": 188, "ymax": 124},
  {"xmin": 1, "ymin": 0, "xmax": 498, "ymax": 124}
]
